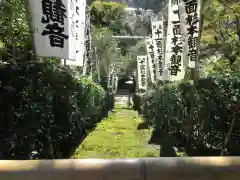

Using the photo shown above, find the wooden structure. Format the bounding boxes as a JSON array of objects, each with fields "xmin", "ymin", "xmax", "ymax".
[
  {"xmin": 0, "ymin": 157, "xmax": 240, "ymax": 180},
  {"xmin": 117, "ymin": 77, "xmax": 136, "ymax": 94}
]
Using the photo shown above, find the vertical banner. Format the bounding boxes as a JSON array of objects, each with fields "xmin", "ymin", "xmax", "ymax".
[
  {"xmin": 137, "ymin": 56, "xmax": 147, "ymax": 90},
  {"xmin": 28, "ymin": 0, "xmax": 76, "ymax": 60},
  {"xmin": 145, "ymin": 39, "xmax": 156, "ymax": 83},
  {"xmin": 107, "ymin": 64, "xmax": 115, "ymax": 89},
  {"xmin": 115, "ymin": 74, "xmax": 118, "ymax": 93},
  {"xmin": 151, "ymin": 20, "xmax": 164, "ymax": 80},
  {"xmin": 91, "ymin": 46, "xmax": 97, "ymax": 77},
  {"xmin": 179, "ymin": 0, "xmax": 202, "ymax": 68},
  {"xmin": 63, "ymin": 0, "xmax": 86, "ymax": 66},
  {"xmin": 94, "ymin": 47, "xmax": 101, "ymax": 82},
  {"xmin": 165, "ymin": 0, "xmax": 185, "ymax": 81},
  {"xmin": 112, "ymin": 72, "xmax": 118, "ymax": 94},
  {"xmin": 84, "ymin": 11, "xmax": 92, "ymax": 76},
  {"xmin": 76, "ymin": 0, "xmax": 86, "ymax": 66}
]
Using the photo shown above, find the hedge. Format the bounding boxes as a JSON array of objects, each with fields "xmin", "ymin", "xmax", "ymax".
[
  {"xmin": 138, "ymin": 72, "xmax": 240, "ymax": 156},
  {"xmin": 0, "ymin": 61, "xmax": 113, "ymax": 159}
]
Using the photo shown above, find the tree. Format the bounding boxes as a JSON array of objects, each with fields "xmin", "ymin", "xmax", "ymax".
[
  {"xmin": 90, "ymin": 1, "xmax": 128, "ymax": 34},
  {"xmin": 133, "ymin": 0, "xmax": 165, "ymax": 11},
  {"xmin": 201, "ymin": 0, "xmax": 240, "ymax": 69},
  {"xmin": 0, "ymin": 0, "xmax": 32, "ymax": 63},
  {"xmin": 123, "ymin": 8, "xmax": 153, "ymax": 36},
  {"xmin": 116, "ymin": 39, "xmax": 147, "ymax": 78},
  {"xmin": 92, "ymin": 27, "xmax": 121, "ymax": 79}
]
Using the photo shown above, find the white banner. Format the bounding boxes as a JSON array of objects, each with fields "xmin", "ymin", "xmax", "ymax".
[
  {"xmin": 145, "ymin": 39, "xmax": 156, "ymax": 83},
  {"xmin": 151, "ymin": 20, "xmax": 164, "ymax": 80},
  {"xmin": 29, "ymin": 0, "xmax": 76, "ymax": 60},
  {"xmin": 165, "ymin": 0, "xmax": 185, "ymax": 81},
  {"xmin": 112, "ymin": 72, "xmax": 118, "ymax": 94},
  {"xmin": 107, "ymin": 64, "xmax": 115, "ymax": 88},
  {"xmin": 137, "ymin": 56, "xmax": 147, "ymax": 90},
  {"xmin": 94, "ymin": 47, "xmax": 101, "ymax": 82},
  {"xmin": 83, "ymin": 11, "xmax": 92, "ymax": 76},
  {"xmin": 151, "ymin": 20, "xmax": 163, "ymax": 39},
  {"xmin": 179, "ymin": 0, "xmax": 201, "ymax": 69},
  {"xmin": 63, "ymin": 0, "xmax": 86, "ymax": 66}
]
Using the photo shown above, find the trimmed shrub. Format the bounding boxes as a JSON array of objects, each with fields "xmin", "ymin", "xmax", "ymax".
[
  {"xmin": 0, "ymin": 61, "xmax": 112, "ymax": 159},
  {"xmin": 141, "ymin": 72, "xmax": 240, "ymax": 156}
]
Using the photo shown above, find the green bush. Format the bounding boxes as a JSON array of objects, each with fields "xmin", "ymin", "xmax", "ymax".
[
  {"xmin": 0, "ymin": 61, "xmax": 111, "ymax": 159},
  {"xmin": 141, "ymin": 72, "xmax": 240, "ymax": 156}
]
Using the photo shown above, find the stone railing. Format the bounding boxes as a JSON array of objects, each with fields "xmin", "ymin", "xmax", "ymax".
[{"xmin": 0, "ymin": 157, "xmax": 239, "ymax": 180}]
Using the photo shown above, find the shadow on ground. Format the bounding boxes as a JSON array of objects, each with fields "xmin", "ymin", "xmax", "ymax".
[
  {"xmin": 147, "ymin": 129, "xmax": 223, "ymax": 157},
  {"xmin": 147, "ymin": 129, "xmax": 184, "ymax": 157},
  {"xmin": 57, "ymin": 110, "xmax": 113, "ymax": 159},
  {"xmin": 137, "ymin": 122, "xmax": 149, "ymax": 130}
]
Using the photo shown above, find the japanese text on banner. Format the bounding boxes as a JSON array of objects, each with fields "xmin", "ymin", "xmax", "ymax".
[
  {"xmin": 179, "ymin": 0, "xmax": 201, "ymax": 69},
  {"xmin": 28, "ymin": 0, "xmax": 76, "ymax": 60},
  {"xmin": 165, "ymin": 0, "xmax": 185, "ymax": 81},
  {"xmin": 151, "ymin": 20, "xmax": 164, "ymax": 80},
  {"xmin": 145, "ymin": 39, "xmax": 157, "ymax": 83},
  {"xmin": 137, "ymin": 56, "xmax": 147, "ymax": 90}
]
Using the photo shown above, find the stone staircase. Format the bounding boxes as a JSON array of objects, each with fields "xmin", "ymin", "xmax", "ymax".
[{"xmin": 114, "ymin": 90, "xmax": 133, "ymax": 106}]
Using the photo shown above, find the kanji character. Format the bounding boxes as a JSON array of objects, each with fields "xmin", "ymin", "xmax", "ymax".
[
  {"xmin": 172, "ymin": 21, "xmax": 181, "ymax": 35},
  {"xmin": 154, "ymin": 29, "xmax": 162, "ymax": 38},
  {"xmin": 183, "ymin": 0, "xmax": 198, "ymax": 14},
  {"xmin": 188, "ymin": 48, "xmax": 198, "ymax": 62},
  {"xmin": 187, "ymin": 24, "xmax": 198, "ymax": 36},
  {"xmin": 41, "ymin": 0, "xmax": 67, "ymax": 25},
  {"xmin": 170, "ymin": 54, "xmax": 181, "ymax": 66},
  {"xmin": 186, "ymin": 13, "xmax": 199, "ymax": 25},
  {"xmin": 171, "ymin": 44, "xmax": 182, "ymax": 54},
  {"xmin": 42, "ymin": 23, "xmax": 68, "ymax": 48},
  {"xmin": 169, "ymin": 65, "xmax": 181, "ymax": 76},
  {"xmin": 172, "ymin": 36, "xmax": 178, "ymax": 45},
  {"xmin": 188, "ymin": 36, "xmax": 198, "ymax": 49}
]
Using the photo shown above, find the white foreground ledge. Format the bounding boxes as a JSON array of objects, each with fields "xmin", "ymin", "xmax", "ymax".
[{"xmin": 0, "ymin": 157, "xmax": 239, "ymax": 180}]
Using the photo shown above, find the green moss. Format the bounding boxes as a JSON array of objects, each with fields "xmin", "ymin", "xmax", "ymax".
[{"xmin": 72, "ymin": 108, "xmax": 159, "ymax": 158}]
